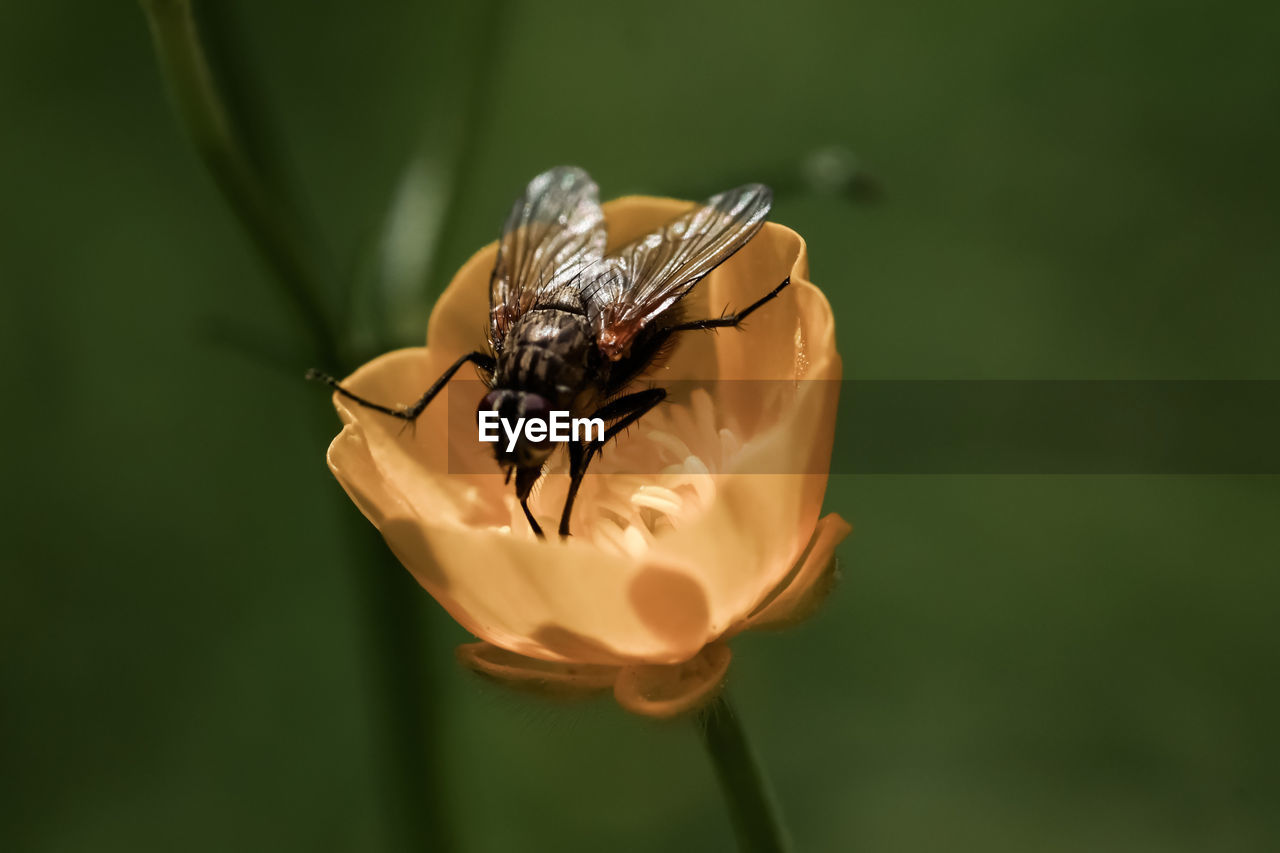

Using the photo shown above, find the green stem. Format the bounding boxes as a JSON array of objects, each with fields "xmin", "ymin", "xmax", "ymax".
[
  {"xmin": 141, "ymin": 4, "xmax": 448, "ymax": 849},
  {"xmin": 346, "ymin": 0, "xmax": 507, "ymax": 358},
  {"xmin": 341, "ymin": 512, "xmax": 452, "ymax": 853},
  {"xmin": 417, "ymin": 0, "xmax": 507, "ymax": 309},
  {"xmin": 698, "ymin": 694, "xmax": 792, "ymax": 853},
  {"xmin": 139, "ymin": 0, "xmax": 339, "ymax": 367}
]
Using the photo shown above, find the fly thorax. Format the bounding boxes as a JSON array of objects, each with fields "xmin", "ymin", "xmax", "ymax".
[{"xmin": 496, "ymin": 309, "xmax": 594, "ymax": 400}]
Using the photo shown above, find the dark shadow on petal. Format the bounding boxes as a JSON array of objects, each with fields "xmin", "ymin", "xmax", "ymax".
[
  {"xmin": 378, "ymin": 517, "xmax": 450, "ymax": 592},
  {"xmin": 531, "ymin": 625, "xmax": 627, "ymax": 666},
  {"xmin": 628, "ymin": 566, "xmax": 711, "ymax": 651}
]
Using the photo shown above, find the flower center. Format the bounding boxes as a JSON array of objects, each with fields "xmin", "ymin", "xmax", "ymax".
[{"xmin": 500, "ymin": 388, "xmax": 745, "ymax": 554}]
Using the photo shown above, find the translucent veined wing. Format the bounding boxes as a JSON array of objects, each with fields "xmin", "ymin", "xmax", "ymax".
[
  {"xmin": 489, "ymin": 166, "xmax": 606, "ymax": 351},
  {"xmin": 585, "ymin": 183, "xmax": 772, "ymax": 360}
]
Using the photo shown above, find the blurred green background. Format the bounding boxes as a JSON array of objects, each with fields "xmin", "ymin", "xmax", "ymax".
[{"xmin": 3, "ymin": 1, "xmax": 1278, "ymax": 851}]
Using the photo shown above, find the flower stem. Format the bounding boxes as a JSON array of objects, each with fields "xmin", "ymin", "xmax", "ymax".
[
  {"xmin": 698, "ymin": 694, "xmax": 792, "ymax": 853},
  {"xmin": 139, "ymin": 0, "xmax": 339, "ymax": 367},
  {"xmin": 342, "ymin": 514, "xmax": 452, "ymax": 853},
  {"xmin": 416, "ymin": 0, "xmax": 508, "ymax": 309},
  {"xmin": 140, "ymin": 4, "xmax": 449, "ymax": 849}
]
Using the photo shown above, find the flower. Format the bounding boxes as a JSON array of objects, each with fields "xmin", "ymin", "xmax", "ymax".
[{"xmin": 323, "ymin": 194, "xmax": 850, "ymax": 718}]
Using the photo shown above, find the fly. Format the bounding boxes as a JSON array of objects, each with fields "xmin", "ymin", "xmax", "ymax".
[{"xmin": 308, "ymin": 166, "xmax": 790, "ymax": 538}]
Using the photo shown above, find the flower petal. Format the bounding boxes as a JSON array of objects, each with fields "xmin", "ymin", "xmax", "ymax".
[
  {"xmin": 456, "ymin": 642, "xmax": 618, "ymax": 697},
  {"xmin": 740, "ymin": 513, "xmax": 853, "ymax": 631},
  {"xmin": 424, "ymin": 244, "xmax": 494, "ymax": 356},
  {"xmin": 637, "ymin": 276, "xmax": 843, "ymax": 637},
  {"xmin": 613, "ymin": 642, "xmax": 732, "ymax": 719}
]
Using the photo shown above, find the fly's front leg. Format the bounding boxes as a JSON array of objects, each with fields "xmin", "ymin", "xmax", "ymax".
[
  {"xmin": 514, "ymin": 466, "xmax": 545, "ymax": 540},
  {"xmin": 559, "ymin": 387, "xmax": 667, "ymax": 537},
  {"xmin": 306, "ymin": 350, "xmax": 495, "ymax": 422},
  {"xmin": 561, "ymin": 441, "xmax": 588, "ymax": 539}
]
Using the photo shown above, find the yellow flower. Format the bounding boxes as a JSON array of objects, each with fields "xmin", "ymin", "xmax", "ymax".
[{"xmin": 323, "ymin": 194, "xmax": 850, "ymax": 718}]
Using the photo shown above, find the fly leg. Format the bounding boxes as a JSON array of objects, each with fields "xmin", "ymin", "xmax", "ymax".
[
  {"xmin": 559, "ymin": 387, "xmax": 667, "ymax": 537},
  {"xmin": 306, "ymin": 351, "xmax": 495, "ymax": 423},
  {"xmin": 597, "ymin": 276, "xmax": 795, "ymax": 398},
  {"xmin": 663, "ymin": 275, "xmax": 791, "ymax": 335},
  {"xmin": 521, "ymin": 500, "xmax": 544, "ymax": 539},
  {"xmin": 513, "ymin": 466, "xmax": 545, "ymax": 540}
]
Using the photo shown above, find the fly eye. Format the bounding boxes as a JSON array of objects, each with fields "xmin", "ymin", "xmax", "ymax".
[
  {"xmin": 520, "ymin": 394, "xmax": 552, "ymax": 425},
  {"xmin": 477, "ymin": 390, "xmax": 503, "ymax": 419}
]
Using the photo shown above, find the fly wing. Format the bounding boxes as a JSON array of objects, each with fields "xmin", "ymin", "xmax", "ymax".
[
  {"xmin": 585, "ymin": 183, "xmax": 772, "ymax": 360},
  {"xmin": 489, "ymin": 166, "xmax": 606, "ymax": 351}
]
